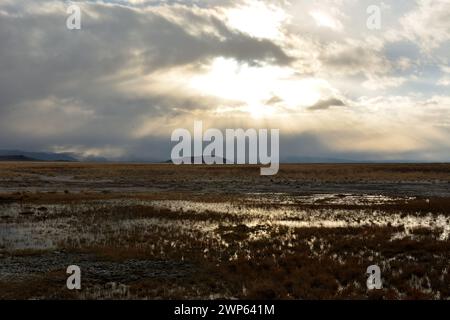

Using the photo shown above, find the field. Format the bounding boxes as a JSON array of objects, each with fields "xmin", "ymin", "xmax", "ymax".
[{"xmin": 0, "ymin": 162, "xmax": 449, "ymax": 299}]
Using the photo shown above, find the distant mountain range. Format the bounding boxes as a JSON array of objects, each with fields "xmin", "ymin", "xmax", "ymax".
[
  {"xmin": 166, "ymin": 156, "xmax": 230, "ymax": 164},
  {"xmin": 0, "ymin": 155, "xmax": 41, "ymax": 161},
  {"xmin": 0, "ymin": 149, "xmax": 442, "ymax": 164},
  {"xmin": 0, "ymin": 150, "xmax": 77, "ymax": 162},
  {"xmin": 166, "ymin": 156, "xmax": 425, "ymax": 164},
  {"xmin": 283, "ymin": 157, "xmax": 436, "ymax": 164},
  {"xmin": 283, "ymin": 156, "xmax": 358, "ymax": 163}
]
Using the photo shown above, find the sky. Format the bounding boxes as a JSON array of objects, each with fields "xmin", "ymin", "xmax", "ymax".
[{"xmin": 0, "ymin": 0, "xmax": 450, "ymax": 161}]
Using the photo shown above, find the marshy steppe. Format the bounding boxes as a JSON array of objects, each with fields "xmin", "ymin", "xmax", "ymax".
[{"xmin": 0, "ymin": 163, "xmax": 449, "ymax": 299}]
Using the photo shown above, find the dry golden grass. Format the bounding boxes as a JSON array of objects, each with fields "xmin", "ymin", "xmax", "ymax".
[{"xmin": 1, "ymin": 162, "xmax": 450, "ymax": 182}]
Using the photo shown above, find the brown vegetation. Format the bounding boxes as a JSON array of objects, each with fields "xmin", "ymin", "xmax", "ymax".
[{"xmin": 0, "ymin": 163, "xmax": 449, "ymax": 300}]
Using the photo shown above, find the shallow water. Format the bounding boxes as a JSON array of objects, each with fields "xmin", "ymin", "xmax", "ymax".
[{"xmin": 2, "ymin": 193, "xmax": 448, "ymax": 252}]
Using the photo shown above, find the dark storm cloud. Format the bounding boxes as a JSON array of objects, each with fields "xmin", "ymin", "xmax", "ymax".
[
  {"xmin": 0, "ymin": 1, "xmax": 291, "ymax": 109},
  {"xmin": 307, "ymin": 98, "xmax": 345, "ymax": 111}
]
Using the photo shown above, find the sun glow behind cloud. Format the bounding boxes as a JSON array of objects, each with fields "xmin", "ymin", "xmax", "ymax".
[
  {"xmin": 309, "ymin": 10, "xmax": 343, "ymax": 31},
  {"xmin": 189, "ymin": 57, "xmax": 325, "ymax": 118}
]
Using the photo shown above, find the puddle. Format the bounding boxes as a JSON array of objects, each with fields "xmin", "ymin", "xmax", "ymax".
[
  {"xmin": 148, "ymin": 199, "xmax": 450, "ymax": 240},
  {"xmin": 244, "ymin": 193, "xmax": 416, "ymax": 205}
]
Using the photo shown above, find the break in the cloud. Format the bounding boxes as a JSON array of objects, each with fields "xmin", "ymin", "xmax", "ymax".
[{"xmin": 0, "ymin": 0, "xmax": 449, "ymax": 161}]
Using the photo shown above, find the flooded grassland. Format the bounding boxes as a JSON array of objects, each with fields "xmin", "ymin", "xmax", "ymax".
[{"xmin": 0, "ymin": 163, "xmax": 449, "ymax": 299}]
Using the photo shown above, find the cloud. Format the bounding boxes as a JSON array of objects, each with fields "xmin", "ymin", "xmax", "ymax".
[
  {"xmin": 0, "ymin": 0, "xmax": 292, "ymax": 107},
  {"xmin": 319, "ymin": 38, "xmax": 391, "ymax": 77},
  {"xmin": 362, "ymin": 76, "xmax": 407, "ymax": 90},
  {"xmin": 0, "ymin": 0, "xmax": 449, "ymax": 161},
  {"xmin": 307, "ymin": 98, "xmax": 345, "ymax": 111},
  {"xmin": 398, "ymin": 0, "xmax": 450, "ymax": 51},
  {"xmin": 0, "ymin": 0, "xmax": 293, "ymax": 149},
  {"xmin": 309, "ymin": 10, "xmax": 343, "ymax": 31}
]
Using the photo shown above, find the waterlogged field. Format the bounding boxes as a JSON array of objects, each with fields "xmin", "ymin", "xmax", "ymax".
[{"xmin": 0, "ymin": 163, "xmax": 449, "ymax": 299}]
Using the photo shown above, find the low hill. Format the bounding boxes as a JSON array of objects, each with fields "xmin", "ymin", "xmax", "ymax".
[
  {"xmin": 0, "ymin": 155, "xmax": 39, "ymax": 161},
  {"xmin": 0, "ymin": 150, "xmax": 77, "ymax": 162}
]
